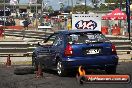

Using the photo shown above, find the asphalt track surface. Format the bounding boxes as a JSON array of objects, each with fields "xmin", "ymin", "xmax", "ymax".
[{"xmin": 0, "ymin": 62, "xmax": 132, "ymax": 88}]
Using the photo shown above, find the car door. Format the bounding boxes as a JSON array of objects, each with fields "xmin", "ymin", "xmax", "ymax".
[
  {"xmin": 42, "ymin": 34, "xmax": 57, "ymax": 68},
  {"xmin": 49, "ymin": 34, "xmax": 64, "ymax": 67}
]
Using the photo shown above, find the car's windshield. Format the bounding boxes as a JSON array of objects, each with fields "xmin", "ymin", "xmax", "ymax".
[{"xmin": 67, "ymin": 32, "xmax": 109, "ymax": 44}]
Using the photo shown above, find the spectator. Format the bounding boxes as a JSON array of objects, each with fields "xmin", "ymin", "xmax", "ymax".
[
  {"xmin": 10, "ymin": 19, "xmax": 16, "ymax": 26},
  {"xmin": 5, "ymin": 19, "xmax": 11, "ymax": 26},
  {"xmin": 22, "ymin": 18, "xmax": 29, "ymax": 30}
]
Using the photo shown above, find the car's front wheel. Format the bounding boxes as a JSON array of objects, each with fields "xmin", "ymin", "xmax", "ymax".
[{"xmin": 57, "ymin": 61, "xmax": 67, "ymax": 77}]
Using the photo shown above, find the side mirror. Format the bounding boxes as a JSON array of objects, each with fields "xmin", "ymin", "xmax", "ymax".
[
  {"xmin": 38, "ymin": 41, "xmax": 45, "ymax": 46},
  {"xmin": 38, "ymin": 42, "xmax": 41, "ymax": 46}
]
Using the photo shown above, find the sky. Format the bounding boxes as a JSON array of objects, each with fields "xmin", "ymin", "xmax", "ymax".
[{"xmin": 19, "ymin": 0, "xmax": 104, "ymax": 10}]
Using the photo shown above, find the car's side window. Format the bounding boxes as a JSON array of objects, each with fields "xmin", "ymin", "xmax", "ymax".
[
  {"xmin": 53, "ymin": 36, "xmax": 62, "ymax": 46},
  {"xmin": 57, "ymin": 37, "xmax": 62, "ymax": 45},
  {"xmin": 52, "ymin": 36, "xmax": 58, "ymax": 46},
  {"xmin": 46, "ymin": 34, "xmax": 57, "ymax": 44}
]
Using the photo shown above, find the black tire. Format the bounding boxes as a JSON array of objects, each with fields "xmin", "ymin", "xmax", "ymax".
[
  {"xmin": 14, "ymin": 66, "xmax": 35, "ymax": 75},
  {"xmin": 56, "ymin": 61, "xmax": 67, "ymax": 77},
  {"xmin": 105, "ymin": 67, "xmax": 116, "ymax": 74}
]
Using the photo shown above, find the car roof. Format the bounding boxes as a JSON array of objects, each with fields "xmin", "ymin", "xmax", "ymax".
[{"xmin": 55, "ymin": 29, "xmax": 101, "ymax": 34}]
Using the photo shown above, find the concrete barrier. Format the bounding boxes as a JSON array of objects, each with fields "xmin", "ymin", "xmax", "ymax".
[{"xmin": 0, "ymin": 29, "xmax": 131, "ymax": 63}]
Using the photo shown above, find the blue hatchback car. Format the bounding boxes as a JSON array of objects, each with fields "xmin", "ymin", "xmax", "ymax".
[{"xmin": 32, "ymin": 30, "xmax": 118, "ymax": 76}]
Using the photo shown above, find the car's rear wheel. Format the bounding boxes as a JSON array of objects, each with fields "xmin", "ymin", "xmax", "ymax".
[
  {"xmin": 105, "ymin": 67, "xmax": 116, "ymax": 74},
  {"xmin": 57, "ymin": 61, "xmax": 67, "ymax": 77}
]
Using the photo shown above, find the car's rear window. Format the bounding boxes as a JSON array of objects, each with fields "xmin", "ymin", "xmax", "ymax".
[{"xmin": 67, "ymin": 32, "xmax": 109, "ymax": 44}]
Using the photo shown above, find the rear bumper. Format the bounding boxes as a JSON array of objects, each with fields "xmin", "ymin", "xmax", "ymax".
[{"xmin": 62, "ymin": 55, "xmax": 118, "ymax": 70}]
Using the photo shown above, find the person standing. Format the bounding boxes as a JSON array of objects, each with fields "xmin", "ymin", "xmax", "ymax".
[
  {"xmin": 5, "ymin": 19, "xmax": 10, "ymax": 26},
  {"xmin": 23, "ymin": 18, "xmax": 29, "ymax": 30},
  {"xmin": 67, "ymin": 17, "xmax": 72, "ymax": 30},
  {"xmin": 10, "ymin": 18, "xmax": 16, "ymax": 26}
]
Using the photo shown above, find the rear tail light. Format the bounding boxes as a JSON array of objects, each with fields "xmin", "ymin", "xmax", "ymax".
[
  {"xmin": 112, "ymin": 44, "xmax": 117, "ymax": 54},
  {"xmin": 64, "ymin": 43, "xmax": 73, "ymax": 56}
]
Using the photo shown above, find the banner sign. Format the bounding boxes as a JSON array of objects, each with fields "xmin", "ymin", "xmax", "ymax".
[{"xmin": 72, "ymin": 14, "xmax": 101, "ymax": 31}]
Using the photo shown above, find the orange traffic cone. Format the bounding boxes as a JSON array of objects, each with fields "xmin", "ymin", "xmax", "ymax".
[
  {"xmin": 6, "ymin": 54, "xmax": 11, "ymax": 67},
  {"xmin": 35, "ymin": 64, "xmax": 43, "ymax": 78}
]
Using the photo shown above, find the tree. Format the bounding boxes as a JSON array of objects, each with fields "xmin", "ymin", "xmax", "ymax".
[
  {"xmin": 73, "ymin": 5, "xmax": 92, "ymax": 13},
  {"xmin": 60, "ymin": 2, "xmax": 65, "ymax": 11},
  {"xmin": 47, "ymin": 6, "xmax": 54, "ymax": 13},
  {"xmin": 98, "ymin": 3, "xmax": 109, "ymax": 11},
  {"xmin": 76, "ymin": 0, "xmax": 84, "ymax": 5},
  {"xmin": 105, "ymin": 0, "xmax": 126, "ymax": 10},
  {"xmin": 105, "ymin": 0, "xmax": 126, "ymax": 3},
  {"xmin": 0, "ymin": 0, "xmax": 10, "ymax": 3},
  {"xmin": 63, "ymin": 6, "xmax": 71, "ymax": 13},
  {"xmin": 37, "ymin": 0, "xmax": 43, "ymax": 4},
  {"xmin": 91, "ymin": 0, "xmax": 102, "ymax": 10}
]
